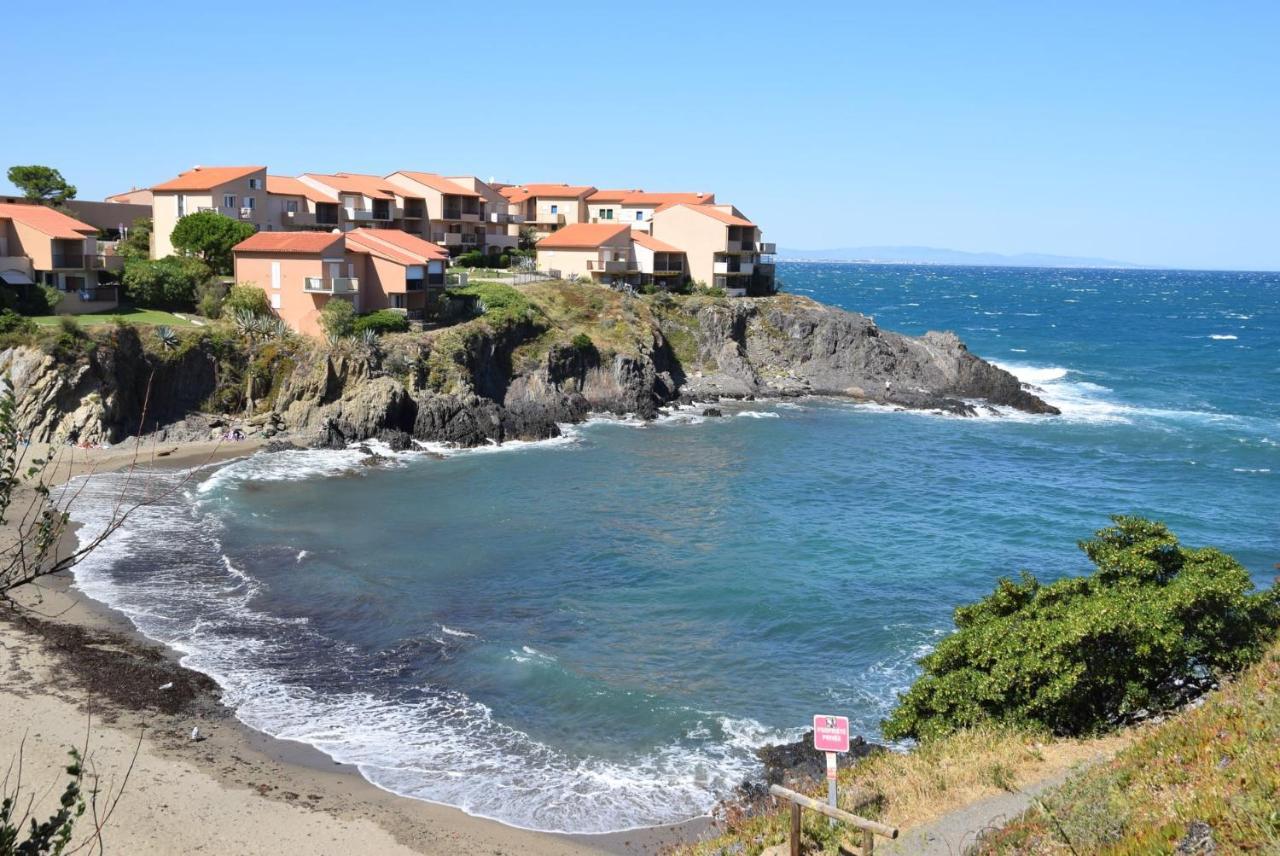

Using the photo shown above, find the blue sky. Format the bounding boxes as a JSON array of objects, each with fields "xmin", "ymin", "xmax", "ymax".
[{"xmin": 4, "ymin": 1, "xmax": 1278, "ymax": 270}]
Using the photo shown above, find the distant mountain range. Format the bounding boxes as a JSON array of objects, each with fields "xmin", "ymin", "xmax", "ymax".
[{"xmin": 775, "ymin": 245, "xmax": 1145, "ymax": 269}]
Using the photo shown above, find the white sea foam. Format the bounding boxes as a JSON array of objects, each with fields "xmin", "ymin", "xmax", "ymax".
[
  {"xmin": 59, "ymin": 470, "xmax": 790, "ymax": 834},
  {"xmin": 296, "ymin": 550, "xmax": 308, "ymax": 563},
  {"xmin": 1209, "ymin": 334, "xmax": 1239, "ymax": 340},
  {"xmin": 440, "ymin": 625, "xmax": 477, "ymax": 638}
]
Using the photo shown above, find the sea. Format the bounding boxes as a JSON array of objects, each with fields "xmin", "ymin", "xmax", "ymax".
[{"xmin": 66, "ymin": 263, "xmax": 1279, "ymax": 834}]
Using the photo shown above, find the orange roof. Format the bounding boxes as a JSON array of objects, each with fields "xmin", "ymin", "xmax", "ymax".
[
  {"xmin": 345, "ymin": 228, "xmax": 448, "ymax": 265},
  {"xmin": 232, "ymin": 231, "xmax": 344, "ymax": 254},
  {"xmin": 587, "ymin": 189, "xmax": 639, "ymax": 203},
  {"xmin": 656, "ymin": 202, "xmax": 755, "ymax": 227},
  {"xmin": 630, "ymin": 231, "xmax": 683, "ymax": 253},
  {"xmin": 152, "ymin": 166, "xmax": 264, "ymax": 191},
  {"xmin": 536, "ymin": 223, "xmax": 631, "ymax": 249},
  {"xmin": 0, "ymin": 203, "xmax": 97, "ymax": 239},
  {"xmin": 302, "ymin": 173, "xmax": 408, "ymax": 200},
  {"xmin": 391, "ymin": 172, "xmax": 480, "ymax": 198},
  {"xmin": 501, "ymin": 183, "xmax": 596, "ymax": 204},
  {"xmin": 622, "ymin": 191, "xmax": 714, "ymax": 206},
  {"xmin": 267, "ymin": 175, "xmax": 335, "ymax": 204}
]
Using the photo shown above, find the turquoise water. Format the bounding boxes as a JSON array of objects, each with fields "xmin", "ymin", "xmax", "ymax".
[{"xmin": 70, "ymin": 263, "xmax": 1279, "ymax": 833}]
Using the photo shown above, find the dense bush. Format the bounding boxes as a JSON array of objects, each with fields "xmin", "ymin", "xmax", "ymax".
[
  {"xmin": 170, "ymin": 210, "xmax": 255, "ymax": 274},
  {"xmin": 320, "ymin": 298, "xmax": 355, "ymax": 338},
  {"xmin": 121, "ymin": 255, "xmax": 210, "ymax": 309},
  {"xmin": 453, "ymin": 250, "xmax": 487, "ymax": 268},
  {"xmin": 353, "ymin": 310, "xmax": 410, "ymax": 336},
  {"xmin": 0, "ymin": 309, "xmax": 36, "ymax": 344},
  {"xmin": 446, "ymin": 282, "xmax": 536, "ymax": 328},
  {"xmin": 221, "ymin": 283, "xmax": 270, "ymax": 318},
  {"xmin": 571, "ymin": 332, "xmax": 594, "ymax": 351},
  {"xmin": 883, "ymin": 516, "xmax": 1280, "ymax": 741}
]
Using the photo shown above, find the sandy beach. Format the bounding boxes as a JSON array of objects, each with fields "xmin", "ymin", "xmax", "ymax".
[{"xmin": 0, "ymin": 438, "xmax": 704, "ymax": 855}]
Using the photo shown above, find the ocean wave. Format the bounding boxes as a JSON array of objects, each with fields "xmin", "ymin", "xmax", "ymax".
[
  {"xmin": 1209, "ymin": 334, "xmax": 1239, "ymax": 340},
  {"xmin": 60, "ymin": 470, "xmax": 788, "ymax": 834}
]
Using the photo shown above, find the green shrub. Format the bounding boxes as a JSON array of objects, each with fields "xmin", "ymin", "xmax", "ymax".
[
  {"xmin": 353, "ymin": 309, "xmax": 410, "ymax": 336},
  {"xmin": 498, "ymin": 253, "xmax": 511, "ymax": 268},
  {"xmin": 571, "ymin": 332, "xmax": 594, "ymax": 351},
  {"xmin": 883, "ymin": 516, "xmax": 1280, "ymax": 742},
  {"xmin": 0, "ymin": 309, "xmax": 36, "ymax": 337},
  {"xmin": 197, "ymin": 281, "xmax": 229, "ymax": 318},
  {"xmin": 446, "ymin": 282, "xmax": 536, "ymax": 328},
  {"xmin": 453, "ymin": 250, "xmax": 487, "ymax": 268},
  {"xmin": 222, "ymin": 283, "xmax": 270, "ymax": 317},
  {"xmin": 320, "ymin": 298, "xmax": 355, "ymax": 338},
  {"xmin": 121, "ymin": 255, "xmax": 210, "ymax": 310}
]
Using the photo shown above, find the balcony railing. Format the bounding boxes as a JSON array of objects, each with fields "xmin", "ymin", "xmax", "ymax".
[
  {"xmin": 52, "ymin": 253, "xmax": 85, "ymax": 269},
  {"xmin": 587, "ymin": 259, "xmax": 631, "ymax": 273},
  {"xmin": 345, "ymin": 208, "xmax": 377, "ymax": 220},
  {"xmin": 435, "ymin": 233, "xmax": 463, "ymax": 246},
  {"xmin": 533, "ymin": 212, "xmax": 566, "ymax": 225},
  {"xmin": 304, "ymin": 276, "xmax": 359, "ymax": 294},
  {"xmin": 714, "ymin": 260, "xmax": 753, "ymax": 275},
  {"xmin": 461, "ymin": 234, "xmax": 479, "ymax": 246},
  {"xmin": 756, "ymin": 242, "xmax": 776, "ymax": 254},
  {"xmin": 77, "ymin": 286, "xmax": 118, "ymax": 303},
  {"xmin": 653, "ymin": 261, "xmax": 685, "ymax": 274}
]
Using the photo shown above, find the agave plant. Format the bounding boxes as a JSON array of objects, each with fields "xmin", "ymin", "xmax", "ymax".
[
  {"xmin": 359, "ymin": 328, "xmax": 380, "ymax": 348},
  {"xmin": 231, "ymin": 308, "xmax": 259, "ymax": 335},
  {"xmin": 153, "ymin": 325, "xmax": 179, "ymax": 351}
]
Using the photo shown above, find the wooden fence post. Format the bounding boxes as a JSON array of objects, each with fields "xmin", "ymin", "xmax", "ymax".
[{"xmin": 790, "ymin": 801, "xmax": 801, "ymax": 856}]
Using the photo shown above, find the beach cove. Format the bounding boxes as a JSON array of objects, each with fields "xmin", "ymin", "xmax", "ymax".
[{"xmin": 3, "ymin": 262, "xmax": 1277, "ymax": 848}]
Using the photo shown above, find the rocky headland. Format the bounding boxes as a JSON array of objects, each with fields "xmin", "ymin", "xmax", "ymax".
[{"xmin": 0, "ymin": 282, "xmax": 1057, "ymax": 449}]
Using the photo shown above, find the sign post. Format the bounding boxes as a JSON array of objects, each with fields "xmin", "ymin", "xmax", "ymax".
[{"xmin": 813, "ymin": 714, "xmax": 850, "ymax": 828}]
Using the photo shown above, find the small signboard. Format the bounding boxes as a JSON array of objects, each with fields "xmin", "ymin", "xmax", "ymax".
[{"xmin": 813, "ymin": 714, "xmax": 850, "ymax": 753}]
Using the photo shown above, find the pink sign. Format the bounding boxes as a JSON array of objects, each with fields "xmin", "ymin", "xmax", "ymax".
[{"xmin": 812, "ymin": 714, "xmax": 850, "ymax": 753}]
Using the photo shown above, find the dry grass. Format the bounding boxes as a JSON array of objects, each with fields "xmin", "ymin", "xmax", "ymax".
[
  {"xmin": 678, "ymin": 725, "xmax": 1129, "ymax": 856},
  {"xmin": 973, "ymin": 637, "xmax": 1280, "ymax": 855}
]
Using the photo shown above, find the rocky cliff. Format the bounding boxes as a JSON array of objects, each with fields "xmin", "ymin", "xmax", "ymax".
[{"xmin": 0, "ymin": 283, "xmax": 1057, "ymax": 449}]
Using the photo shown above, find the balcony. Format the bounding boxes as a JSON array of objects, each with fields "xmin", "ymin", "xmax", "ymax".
[
  {"xmin": 756, "ymin": 242, "xmax": 776, "ymax": 254},
  {"xmin": 436, "ymin": 233, "xmax": 463, "ymax": 246},
  {"xmin": 77, "ymin": 286, "xmax": 118, "ymax": 303},
  {"xmin": 304, "ymin": 276, "xmax": 359, "ymax": 294},
  {"xmin": 532, "ymin": 212, "xmax": 566, "ymax": 225},
  {"xmin": 345, "ymin": 207, "xmax": 377, "ymax": 221},
  {"xmin": 52, "ymin": 253, "xmax": 85, "ymax": 269},
  {"xmin": 713, "ymin": 260, "xmax": 753, "ymax": 275},
  {"xmin": 587, "ymin": 258, "xmax": 631, "ymax": 274},
  {"xmin": 371, "ymin": 207, "xmax": 393, "ymax": 221},
  {"xmin": 461, "ymin": 234, "xmax": 479, "ymax": 246},
  {"xmin": 653, "ymin": 261, "xmax": 684, "ymax": 275},
  {"xmin": 726, "ymin": 239, "xmax": 756, "ymax": 253},
  {"xmin": 402, "ymin": 206, "xmax": 426, "ymax": 220},
  {"xmin": 281, "ymin": 210, "xmax": 317, "ymax": 228}
]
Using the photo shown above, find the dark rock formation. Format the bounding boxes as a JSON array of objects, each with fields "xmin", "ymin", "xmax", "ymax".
[
  {"xmin": 755, "ymin": 730, "xmax": 886, "ymax": 787},
  {"xmin": 0, "ymin": 289, "xmax": 1057, "ymax": 450}
]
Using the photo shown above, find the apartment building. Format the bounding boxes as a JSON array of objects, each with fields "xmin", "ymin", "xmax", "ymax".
[
  {"xmin": 650, "ymin": 203, "xmax": 776, "ymax": 296},
  {"xmin": 343, "ymin": 229, "xmax": 449, "ymax": 317},
  {"xmin": 499, "ymin": 184, "xmax": 595, "ymax": 240},
  {"xmin": 0, "ymin": 203, "xmax": 121, "ymax": 312},
  {"xmin": 297, "ymin": 173, "xmax": 415, "ymax": 233},
  {"xmin": 232, "ymin": 228, "xmax": 449, "ymax": 337},
  {"xmin": 440, "ymin": 175, "xmax": 520, "ymax": 253},
  {"xmin": 266, "ymin": 175, "xmax": 341, "ymax": 231},
  {"xmin": 587, "ymin": 191, "xmax": 715, "ymax": 231},
  {"xmin": 384, "ymin": 172, "xmax": 487, "ymax": 253},
  {"xmin": 151, "ymin": 166, "xmax": 269, "ymax": 257},
  {"xmin": 534, "ymin": 223, "xmax": 634, "ymax": 282}
]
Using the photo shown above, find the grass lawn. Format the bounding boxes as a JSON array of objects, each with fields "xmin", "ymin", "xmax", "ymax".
[{"xmin": 30, "ymin": 307, "xmax": 202, "ymax": 327}]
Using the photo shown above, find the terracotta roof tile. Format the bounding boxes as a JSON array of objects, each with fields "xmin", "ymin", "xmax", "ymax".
[
  {"xmin": 502, "ymin": 184, "xmax": 596, "ymax": 204},
  {"xmin": 391, "ymin": 172, "xmax": 480, "ymax": 198},
  {"xmin": 536, "ymin": 223, "xmax": 632, "ymax": 249},
  {"xmin": 301, "ymin": 173, "xmax": 405, "ymax": 200},
  {"xmin": 655, "ymin": 202, "xmax": 755, "ymax": 227},
  {"xmin": 0, "ymin": 203, "xmax": 98, "ymax": 239},
  {"xmin": 630, "ymin": 231, "xmax": 684, "ymax": 253},
  {"xmin": 232, "ymin": 231, "xmax": 344, "ymax": 254},
  {"xmin": 152, "ymin": 166, "xmax": 265, "ymax": 192},
  {"xmin": 267, "ymin": 175, "xmax": 336, "ymax": 204},
  {"xmin": 345, "ymin": 228, "xmax": 449, "ymax": 265},
  {"xmin": 622, "ymin": 191, "xmax": 714, "ymax": 206}
]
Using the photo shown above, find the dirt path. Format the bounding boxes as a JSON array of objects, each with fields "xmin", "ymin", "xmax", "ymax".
[{"xmin": 878, "ymin": 767, "xmax": 1079, "ymax": 855}]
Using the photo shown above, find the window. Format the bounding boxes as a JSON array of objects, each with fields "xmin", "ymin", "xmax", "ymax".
[
  {"xmin": 600, "ymin": 208, "xmax": 613, "ymax": 220},
  {"xmin": 248, "ymin": 178, "xmax": 262, "ymax": 190},
  {"xmin": 243, "ymin": 197, "xmax": 255, "ymax": 209},
  {"xmin": 270, "ymin": 293, "xmax": 281, "ymax": 310},
  {"xmin": 177, "ymin": 196, "xmax": 186, "ymax": 217},
  {"xmin": 285, "ymin": 200, "xmax": 298, "ymax": 213},
  {"xmin": 224, "ymin": 194, "xmax": 236, "ymax": 209},
  {"xmin": 635, "ymin": 211, "xmax": 643, "ymax": 221},
  {"xmin": 550, "ymin": 204, "xmax": 558, "ymax": 214},
  {"xmin": 392, "ymin": 294, "xmax": 406, "ymax": 309}
]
